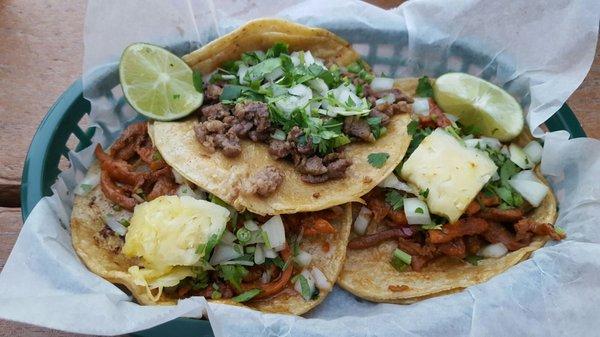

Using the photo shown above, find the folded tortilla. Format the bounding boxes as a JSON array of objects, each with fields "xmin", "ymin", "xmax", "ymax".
[
  {"xmin": 151, "ymin": 19, "xmax": 413, "ymax": 215},
  {"xmin": 337, "ymin": 131, "xmax": 558, "ymax": 303},
  {"xmin": 71, "ymin": 163, "xmax": 352, "ymax": 313}
]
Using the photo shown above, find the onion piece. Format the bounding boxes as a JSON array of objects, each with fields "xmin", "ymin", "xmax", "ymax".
[
  {"xmin": 254, "ymin": 244, "xmax": 265, "ymax": 265},
  {"xmin": 103, "ymin": 215, "xmax": 128, "ymax": 236},
  {"xmin": 378, "ymin": 173, "xmax": 415, "ymax": 194},
  {"xmin": 310, "ymin": 267, "xmax": 330, "ymax": 290},
  {"xmin": 412, "ymin": 97, "xmax": 430, "ymax": 116},
  {"xmin": 260, "ymin": 270, "xmax": 272, "ymax": 284},
  {"xmin": 244, "ymin": 219, "xmax": 260, "ymax": 231},
  {"xmin": 74, "ymin": 170, "xmax": 101, "ymax": 196},
  {"xmin": 511, "ymin": 169, "xmax": 540, "ymax": 183},
  {"xmin": 464, "ymin": 139, "xmax": 480, "ymax": 149},
  {"xmin": 294, "ymin": 250, "xmax": 312, "ymax": 267},
  {"xmin": 294, "ymin": 270, "xmax": 315, "ymax": 300},
  {"xmin": 370, "ymin": 77, "xmax": 395, "ymax": 92},
  {"xmin": 490, "ymin": 170, "xmax": 500, "ymax": 181},
  {"xmin": 500, "ymin": 145, "xmax": 510, "ymax": 157},
  {"xmin": 375, "ymin": 94, "xmax": 395, "ymax": 106},
  {"xmin": 523, "ymin": 141, "xmax": 543, "ymax": 164},
  {"xmin": 171, "ymin": 170, "xmax": 187, "ymax": 185},
  {"xmin": 265, "ymin": 67, "xmax": 284, "ymax": 82},
  {"xmin": 508, "ymin": 179, "xmax": 549, "ymax": 207},
  {"xmin": 237, "ymin": 64, "xmax": 249, "ymax": 85},
  {"xmin": 176, "ymin": 184, "xmax": 204, "ymax": 199},
  {"xmin": 480, "ymin": 137, "xmax": 502, "ymax": 150},
  {"xmin": 307, "ymin": 78, "xmax": 328, "ymax": 96},
  {"xmin": 353, "ymin": 206, "xmax": 373, "ymax": 235},
  {"xmin": 304, "ymin": 51, "xmax": 315, "ymax": 65},
  {"xmin": 220, "ymin": 230, "xmax": 236, "ymax": 245},
  {"xmin": 209, "ymin": 244, "xmax": 242, "ymax": 265},
  {"xmin": 261, "ymin": 215, "xmax": 286, "ymax": 251},
  {"xmin": 444, "ymin": 113, "xmax": 459, "ymax": 123},
  {"xmin": 288, "ymin": 83, "xmax": 312, "ymax": 97},
  {"xmin": 509, "ymin": 143, "xmax": 533, "ymax": 169},
  {"xmin": 263, "ymin": 247, "xmax": 277, "ymax": 259},
  {"xmin": 403, "ymin": 198, "xmax": 431, "ymax": 225},
  {"xmin": 478, "ymin": 243, "xmax": 508, "ymax": 258}
]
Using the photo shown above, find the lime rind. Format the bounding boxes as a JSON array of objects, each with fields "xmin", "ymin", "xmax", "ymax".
[
  {"xmin": 433, "ymin": 72, "xmax": 523, "ymax": 141},
  {"xmin": 119, "ymin": 43, "xmax": 203, "ymax": 121}
]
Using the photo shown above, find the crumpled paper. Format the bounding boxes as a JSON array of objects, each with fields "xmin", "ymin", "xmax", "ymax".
[{"xmin": 1, "ymin": 0, "xmax": 599, "ymax": 336}]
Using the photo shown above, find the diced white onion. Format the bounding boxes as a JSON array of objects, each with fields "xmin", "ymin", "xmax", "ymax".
[
  {"xmin": 375, "ymin": 94, "xmax": 395, "ymax": 106},
  {"xmin": 310, "ymin": 267, "xmax": 330, "ymax": 290},
  {"xmin": 463, "ymin": 134, "xmax": 474, "ymax": 140},
  {"xmin": 103, "ymin": 215, "xmax": 128, "ymax": 236},
  {"xmin": 219, "ymin": 260, "xmax": 254, "ymax": 266},
  {"xmin": 290, "ymin": 52, "xmax": 301, "ymax": 66},
  {"xmin": 176, "ymin": 184, "xmax": 204, "ymax": 200},
  {"xmin": 480, "ymin": 137, "xmax": 502, "ymax": 150},
  {"xmin": 209, "ymin": 244, "xmax": 242, "ymax": 265},
  {"xmin": 511, "ymin": 169, "xmax": 540, "ymax": 183},
  {"xmin": 464, "ymin": 139, "xmax": 480, "ymax": 149},
  {"xmin": 411, "ymin": 97, "xmax": 430, "ymax": 116},
  {"xmin": 171, "ymin": 170, "xmax": 187, "ymax": 185},
  {"xmin": 478, "ymin": 243, "xmax": 508, "ymax": 258},
  {"xmin": 132, "ymin": 194, "xmax": 145, "ymax": 203},
  {"xmin": 244, "ymin": 219, "xmax": 260, "ymax": 231},
  {"xmin": 353, "ymin": 206, "xmax": 372, "ymax": 235},
  {"xmin": 74, "ymin": 170, "xmax": 100, "ymax": 196},
  {"xmin": 370, "ymin": 77, "xmax": 395, "ymax": 92},
  {"xmin": 304, "ymin": 51, "xmax": 315, "ymax": 65},
  {"xmin": 509, "ymin": 143, "xmax": 534, "ymax": 169},
  {"xmin": 294, "ymin": 250, "xmax": 312, "ymax": 267},
  {"xmin": 220, "ymin": 74, "xmax": 236, "ymax": 80},
  {"xmin": 500, "ymin": 145, "xmax": 510, "ymax": 157},
  {"xmin": 403, "ymin": 198, "xmax": 431, "ymax": 225},
  {"xmin": 490, "ymin": 170, "xmax": 500, "ymax": 181},
  {"xmin": 254, "ymin": 244, "xmax": 265, "ymax": 265},
  {"xmin": 220, "ymin": 230, "xmax": 236, "ymax": 245},
  {"xmin": 523, "ymin": 141, "xmax": 543, "ymax": 164},
  {"xmin": 288, "ymin": 83, "xmax": 312, "ymax": 97},
  {"xmin": 265, "ymin": 67, "xmax": 284, "ymax": 82},
  {"xmin": 263, "ymin": 247, "xmax": 277, "ymax": 259},
  {"xmin": 261, "ymin": 215, "xmax": 286, "ymax": 251},
  {"xmin": 260, "ymin": 270, "xmax": 272, "ymax": 284},
  {"xmin": 508, "ymin": 179, "xmax": 549, "ymax": 207},
  {"xmin": 378, "ymin": 173, "xmax": 416, "ymax": 194},
  {"xmin": 444, "ymin": 113, "xmax": 459, "ymax": 123},
  {"xmin": 307, "ymin": 78, "xmax": 329, "ymax": 96},
  {"xmin": 294, "ymin": 270, "xmax": 315, "ymax": 300},
  {"xmin": 237, "ymin": 64, "xmax": 248, "ymax": 85}
]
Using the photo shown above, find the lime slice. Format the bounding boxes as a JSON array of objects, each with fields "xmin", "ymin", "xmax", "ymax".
[
  {"xmin": 119, "ymin": 43, "xmax": 203, "ymax": 121},
  {"xmin": 432, "ymin": 72, "xmax": 523, "ymax": 141}
]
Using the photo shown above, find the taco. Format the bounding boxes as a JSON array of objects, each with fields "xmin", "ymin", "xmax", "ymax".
[
  {"xmin": 151, "ymin": 19, "xmax": 413, "ymax": 215},
  {"xmin": 71, "ymin": 122, "xmax": 351, "ymax": 314},
  {"xmin": 337, "ymin": 76, "xmax": 565, "ymax": 303}
]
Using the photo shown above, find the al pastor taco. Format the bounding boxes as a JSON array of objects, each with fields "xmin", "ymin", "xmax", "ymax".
[
  {"xmin": 338, "ymin": 74, "xmax": 565, "ymax": 303},
  {"xmin": 71, "ymin": 122, "xmax": 351, "ymax": 314}
]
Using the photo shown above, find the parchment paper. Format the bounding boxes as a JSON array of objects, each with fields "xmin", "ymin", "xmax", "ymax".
[{"xmin": 1, "ymin": 0, "xmax": 599, "ymax": 336}]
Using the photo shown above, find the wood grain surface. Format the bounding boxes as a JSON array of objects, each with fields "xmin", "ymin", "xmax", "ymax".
[{"xmin": 0, "ymin": 0, "xmax": 597, "ymax": 336}]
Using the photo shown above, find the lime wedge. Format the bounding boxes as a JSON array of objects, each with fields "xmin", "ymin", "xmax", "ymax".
[
  {"xmin": 119, "ymin": 43, "xmax": 203, "ymax": 121},
  {"xmin": 432, "ymin": 72, "xmax": 523, "ymax": 141}
]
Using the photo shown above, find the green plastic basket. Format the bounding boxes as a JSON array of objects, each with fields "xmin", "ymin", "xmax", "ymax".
[{"xmin": 20, "ymin": 27, "xmax": 586, "ymax": 337}]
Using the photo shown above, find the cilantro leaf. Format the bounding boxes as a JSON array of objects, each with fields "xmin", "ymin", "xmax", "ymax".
[
  {"xmin": 192, "ymin": 70, "xmax": 204, "ymax": 93},
  {"xmin": 415, "ymin": 76, "xmax": 433, "ymax": 97},
  {"xmin": 368, "ymin": 152, "xmax": 389, "ymax": 168},
  {"xmin": 385, "ymin": 190, "xmax": 404, "ymax": 210},
  {"xmin": 218, "ymin": 265, "xmax": 248, "ymax": 292},
  {"xmin": 232, "ymin": 288, "xmax": 261, "ymax": 302},
  {"xmin": 419, "ymin": 188, "xmax": 429, "ymax": 198},
  {"xmin": 465, "ymin": 255, "xmax": 483, "ymax": 266}
]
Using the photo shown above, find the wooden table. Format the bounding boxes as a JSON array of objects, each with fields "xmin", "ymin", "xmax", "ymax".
[{"xmin": 0, "ymin": 0, "xmax": 598, "ymax": 336}]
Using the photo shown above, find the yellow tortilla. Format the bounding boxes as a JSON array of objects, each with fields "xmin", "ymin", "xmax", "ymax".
[
  {"xmin": 338, "ymin": 131, "xmax": 558, "ymax": 303},
  {"xmin": 152, "ymin": 19, "xmax": 413, "ymax": 215},
  {"xmin": 70, "ymin": 165, "xmax": 352, "ymax": 313}
]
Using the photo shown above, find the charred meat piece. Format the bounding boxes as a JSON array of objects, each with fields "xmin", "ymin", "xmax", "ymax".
[
  {"xmin": 514, "ymin": 219, "xmax": 565, "ymax": 241},
  {"xmin": 427, "ymin": 217, "xmax": 490, "ymax": 244},
  {"xmin": 268, "ymin": 139, "xmax": 293, "ymax": 159},
  {"xmin": 243, "ymin": 166, "xmax": 284, "ymax": 197},
  {"xmin": 200, "ymin": 103, "xmax": 231, "ymax": 121},
  {"xmin": 482, "ymin": 222, "xmax": 527, "ymax": 251},
  {"xmin": 348, "ymin": 228, "xmax": 413, "ymax": 249},
  {"xmin": 478, "ymin": 207, "xmax": 524, "ymax": 223},
  {"xmin": 344, "ymin": 116, "xmax": 375, "ymax": 142}
]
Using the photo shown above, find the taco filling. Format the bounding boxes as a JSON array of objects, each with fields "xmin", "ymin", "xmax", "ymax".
[
  {"xmin": 193, "ymin": 43, "xmax": 411, "ymax": 187},
  {"xmin": 72, "ymin": 121, "xmax": 351, "ymax": 312},
  {"xmin": 343, "ymin": 76, "xmax": 564, "ymax": 283}
]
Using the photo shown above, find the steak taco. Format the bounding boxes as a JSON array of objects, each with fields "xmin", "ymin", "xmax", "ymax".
[
  {"xmin": 151, "ymin": 19, "xmax": 413, "ymax": 215},
  {"xmin": 338, "ymin": 74, "xmax": 565, "ymax": 303},
  {"xmin": 71, "ymin": 122, "xmax": 351, "ymax": 314}
]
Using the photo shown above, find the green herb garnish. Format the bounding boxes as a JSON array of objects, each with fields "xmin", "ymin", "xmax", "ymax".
[
  {"xmin": 419, "ymin": 188, "xmax": 429, "ymax": 198},
  {"xmin": 232, "ymin": 288, "xmax": 261, "ymax": 303},
  {"xmin": 192, "ymin": 70, "xmax": 204, "ymax": 93},
  {"xmin": 385, "ymin": 190, "xmax": 404, "ymax": 211},
  {"xmin": 391, "ymin": 248, "xmax": 412, "ymax": 272},
  {"xmin": 465, "ymin": 255, "xmax": 483, "ymax": 266},
  {"xmin": 415, "ymin": 76, "xmax": 434, "ymax": 97},
  {"xmin": 367, "ymin": 152, "xmax": 389, "ymax": 168}
]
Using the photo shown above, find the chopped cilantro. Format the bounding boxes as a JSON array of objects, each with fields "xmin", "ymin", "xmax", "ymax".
[
  {"xmin": 368, "ymin": 152, "xmax": 389, "ymax": 168},
  {"xmin": 419, "ymin": 188, "xmax": 429, "ymax": 198},
  {"xmin": 421, "ymin": 223, "xmax": 442, "ymax": 230},
  {"xmin": 406, "ymin": 120, "xmax": 432, "ymax": 157},
  {"xmin": 192, "ymin": 70, "xmax": 204, "ymax": 93},
  {"xmin": 220, "ymin": 84, "xmax": 247, "ymax": 101},
  {"xmin": 211, "ymin": 290, "xmax": 222, "ymax": 300},
  {"xmin": 118, "ymin": 219, "xmax": 130, "ymax": 227},
  {"xmin": 218, "ymin": 265, "xmax": 248, "ymax": 292},
  {"xmin": 152, "ymin": 151, "xmax": 162, "ymax": 161},
  {"xmin": 414, "ymin": 207, "xmax": 424, "ymax": 214},
  {"xmin": 385, "ymin": 190, "xmax": 404, "ymax": 210},
  {"xmin": 415, "ymin": 76, "xmax": 434, "ymax": 97},
  {"xmin": 465, "ymin": 255, "xmax": 483, "ymax": 266},
  {"xmin": 80, "ymin": 184, "xmax": 93, "ymax": 193},
  {"xmin": 232, "ymin": 288, "xmax": 261, "ymax": 302},
  {"xmin": 172, "ymin": 94, "xmax": 181, "ymax": 100},
  {"xmin": 270, "ymin": 256, "xmax": 285, "ymax": 269}
]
